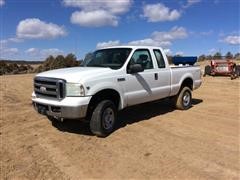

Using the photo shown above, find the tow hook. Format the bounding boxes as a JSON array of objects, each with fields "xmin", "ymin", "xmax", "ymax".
[{"xmin": 55, "ymin": 116, "xmax": 64, "ymax": 122}]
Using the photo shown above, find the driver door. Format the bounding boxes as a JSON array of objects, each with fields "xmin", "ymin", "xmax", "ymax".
[{"xmin": 125, "ymin": 49, "xmax": 156, "ymax": 106}]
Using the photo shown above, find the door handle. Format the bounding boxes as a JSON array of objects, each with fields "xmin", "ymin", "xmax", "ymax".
[{"xmin": 154, "ymin": 73, "xmax": 158, "ymax": 80}]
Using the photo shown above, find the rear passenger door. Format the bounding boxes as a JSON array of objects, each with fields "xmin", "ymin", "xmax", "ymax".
[{"xmin": 151, "ymin": 49, "xmax": 171, "ymax": 100}]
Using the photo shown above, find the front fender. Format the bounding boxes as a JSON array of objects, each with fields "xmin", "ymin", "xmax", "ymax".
[{"xmin": 85, "ymin": 82, "xmax": 126, "ymax": 110}]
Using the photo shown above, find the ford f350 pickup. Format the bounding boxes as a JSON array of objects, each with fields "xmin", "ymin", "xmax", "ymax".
[{"xmin": 32, "ymin": 46, "xmax": 202, "ymax": 136}]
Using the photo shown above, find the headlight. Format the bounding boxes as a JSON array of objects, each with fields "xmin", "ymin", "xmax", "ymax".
[{"xmin": 66, "ymin": 83, "xmax": 85, "ymax": 97}]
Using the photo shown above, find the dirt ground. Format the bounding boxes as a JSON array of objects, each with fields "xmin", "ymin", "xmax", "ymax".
[{"xmin": 0, "ymin": 73, "xmax": 239, "ymax": 179}]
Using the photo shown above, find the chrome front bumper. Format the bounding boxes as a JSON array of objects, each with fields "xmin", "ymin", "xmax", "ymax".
[
  {"xmin": 32, "ymin": 93, "xmax": 91, "ymax": 119},
  {"xmin": 32, "ymin": 102, "xmax": 88, "ymax": 119}
]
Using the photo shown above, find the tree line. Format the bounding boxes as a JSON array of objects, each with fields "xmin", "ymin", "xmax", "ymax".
[
  {"xmin": 197, "ymin": 52, "xmax": 240, "ymax": 61},
  {"xmin": 0, "ymin": 61, "xmax": 34, "ymax": 75},
  {"xmin": 1, "ymin": 51, "xmax": 239, "ymax": 75},
  {"xmin": 0, "ymin": 53, "xmax": 80, "ymax": 75},
  {"xmin": 35, "ymin": 53, "xmax": 80, "ymax": 73}
]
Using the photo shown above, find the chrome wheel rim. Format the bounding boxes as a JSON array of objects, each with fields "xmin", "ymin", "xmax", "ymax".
[
  {"xmin": 102, "ymin": 107, "xmax": 114, "ymax": 130},
  {"xmin": 183, "ymin": 91, "xmax": 191, "ymax": 107}
]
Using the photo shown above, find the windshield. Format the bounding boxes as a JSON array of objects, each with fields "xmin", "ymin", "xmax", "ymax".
[{"xmin": 81, "ymin": 48, "xmax": 132, "ymax": 70}]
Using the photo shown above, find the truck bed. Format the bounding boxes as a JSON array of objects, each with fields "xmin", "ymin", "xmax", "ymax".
[{"xmin": 169, "ymin": 65, "xmax": 202, "ymax": 96}]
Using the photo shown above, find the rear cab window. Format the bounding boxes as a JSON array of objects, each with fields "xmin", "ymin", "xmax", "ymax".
[{"xmin": 153, "ymin": 49, "xmax": 166, "ymax": 68}]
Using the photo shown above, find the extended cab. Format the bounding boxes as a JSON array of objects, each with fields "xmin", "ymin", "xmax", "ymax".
[{"xmin": 32, "ymin": 46, "xmax": 202, "ymax": 136}]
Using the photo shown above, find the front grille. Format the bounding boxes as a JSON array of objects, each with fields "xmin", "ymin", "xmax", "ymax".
[{"xmin": 34, "ymin": 77, "xmax": 66, "ymax": 100}]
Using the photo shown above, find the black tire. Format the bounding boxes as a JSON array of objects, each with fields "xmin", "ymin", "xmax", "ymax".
[
  {"xmin": 174, "ymin": 87, "xmax": 192, "ymax": 110},
  {"xmin": 236, "ymin": 65, "xmax": 240, "ymax": 76},
  {"xmin": 204, "ymin": 65, "xmax": 212, "ymax": 76},
  {"xmin": 231, "ymin": 64, "xmax": 240, "ymax": 80},
  {"xmin": 90, "ymin": 100, "xmax": 117, "ymax": 137}
]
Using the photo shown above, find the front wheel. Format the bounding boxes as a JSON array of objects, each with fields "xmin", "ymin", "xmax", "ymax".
[
  {"xmin": 90, "ymin": 100, "xmax": 117, "ymax": 137},
  {"xmin": 174, "ymin": 87, "xmax": 192, "ymax": 110}
]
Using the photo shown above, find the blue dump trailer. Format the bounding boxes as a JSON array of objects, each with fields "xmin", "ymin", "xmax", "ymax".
[{"xmin": 172, "ymin": 56, "xmax": 198, "ymax": 65}]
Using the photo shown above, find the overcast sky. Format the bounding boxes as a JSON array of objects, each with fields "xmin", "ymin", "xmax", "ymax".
[{"xmin": 0, "ymin": 0, "xmax": 239, "ymax": 60}]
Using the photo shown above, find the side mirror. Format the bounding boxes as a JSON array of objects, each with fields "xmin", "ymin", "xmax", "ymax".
[{"xmin": 128, "ymin": 64, "xmax": 144, "ymax": 74}]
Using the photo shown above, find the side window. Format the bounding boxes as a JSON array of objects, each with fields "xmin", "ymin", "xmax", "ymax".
[
  {"xmin": 154, "ymin": 49, "xmax": 165, "ymax": 68},
  {"xmin": 128, "ymin": 49, "xmax": 153, "ymax": 70}
]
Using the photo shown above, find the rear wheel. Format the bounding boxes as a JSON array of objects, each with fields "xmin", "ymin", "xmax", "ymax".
[
  {"xmin": 235, "ymin": 65, "xmax": 240, "ymax": 77},
  {"xmin": 90, "ymin": 100, "xmax": 117, "ymax": 137},
  {"xmin": 174, "ymin": 87, "xmax": 192, "ymax": 110},
  {"xmin": 231, "ymin": 64, "xmax": 239, "ymax": 80}
]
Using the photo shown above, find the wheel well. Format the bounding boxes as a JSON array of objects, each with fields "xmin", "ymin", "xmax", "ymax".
[
  {"xmin": 181, "ymin": 78, "xmax": 193, "ymax": 90},
  {"xmin": 86, "ymin": 89, "xmax": 121, "ymax": 119}
]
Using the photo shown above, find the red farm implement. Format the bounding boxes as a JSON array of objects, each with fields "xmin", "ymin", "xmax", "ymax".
[{"xmin": 204, "ymin": 59, "xmax": 240, "ymax": 80}]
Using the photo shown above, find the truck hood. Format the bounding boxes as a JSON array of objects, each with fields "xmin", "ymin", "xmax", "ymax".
[{"xmin": 36, "ymin": 67, "xmax": 114, "ymax": 82}]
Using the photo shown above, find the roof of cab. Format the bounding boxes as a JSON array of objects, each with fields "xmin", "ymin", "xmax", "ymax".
[{"xmin": 97, "ymin": 45, "xmax": 163, "ymax": 50}]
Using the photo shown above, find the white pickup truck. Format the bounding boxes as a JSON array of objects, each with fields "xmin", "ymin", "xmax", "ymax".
[{"xmin": 32, "ymin": 46, "xmax": 202, "ymax": 136}]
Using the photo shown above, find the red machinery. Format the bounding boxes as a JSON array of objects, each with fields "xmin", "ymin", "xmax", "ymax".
[
  {"xmin": 204, "ymin": 59, "xmax": 240, "ymax": 79},
  {"xmin": 210, "ymin": 59, "xmax": 235, "ymax": 75}
]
